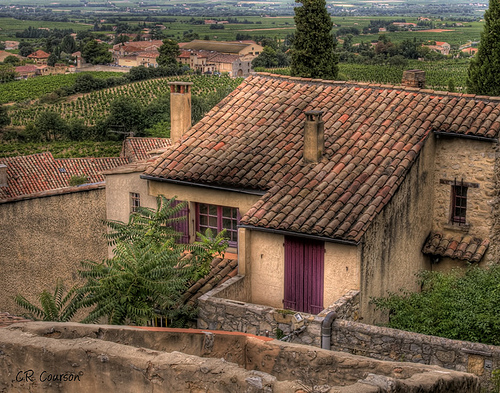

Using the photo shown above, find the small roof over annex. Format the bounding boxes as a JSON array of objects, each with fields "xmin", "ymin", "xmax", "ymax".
[{"xmin": 143, "ymin": 74, "xmax": 500, "ymax": 244}]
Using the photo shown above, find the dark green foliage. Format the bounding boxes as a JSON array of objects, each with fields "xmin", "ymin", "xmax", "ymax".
[
  {"xmin": 157, "ymin": 39, "xmax": 180, "ymax": 68},
  {"xmin": 3, "ymin": 55, "xmax": 21, "ymax": 65},
  {"xmin": 290, "ymin": 0, "xmax": 338, "ymax": 80},
  {"xmin": 82, "ymin": 39, "xmax": 113, "ymax": 65},
  {"xmin": 15, "ymin": 278, "xmax": 84, "ymax": 322},
  {"xmin": 47, "ymin": 53, "xmax": 58, "ymax": 67},
  {"xmin": 79, "ymin": 195, "xmax": 228, "ymax": 326},
  {"xmin": 0, "ymin": 105, "xmax": 9, "ymax": 130},
  {"xmin": 371, "ymin": 265, "xmax": 500, "ymax": 345},
  {"xmin": 467, "ymin": 0, "xmax": 500, "ymax": 95},
  {"xmin": 69, "ymin": 174, "xmax": 88, "ymax": 186}
]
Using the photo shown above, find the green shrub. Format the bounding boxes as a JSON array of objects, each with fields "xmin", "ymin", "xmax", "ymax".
[{"xmin": 371, "ymin": 265, "xmax": 500, "ymax": 345}]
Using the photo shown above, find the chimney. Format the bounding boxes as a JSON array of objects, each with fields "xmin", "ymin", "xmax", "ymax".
[
  {"xmin": 169, "ymin": 81, "xmax": 193, "ymax": 143},
  {"xmin": 401, "ymin": 69, "xmax": 425, "ymax": 88},
  {"xmin": 303, "ymin": 110, "xmax": 324, "ymax": 164},
  {"xmin": 0, "ymin": 164, "xmax": 7, "ymax": 187}
]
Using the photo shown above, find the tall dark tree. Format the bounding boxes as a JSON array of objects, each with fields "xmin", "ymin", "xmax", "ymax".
[
  {"xmin": 82, "ymin": 39, "xmax": 112, "ymax": 65},
  {"xmin": 290, "ymin": 0, "xmax": 338, "ymax": 80},
  {"xmin": 157, "ymin": 39, "xmax": 180, "ymax": 68},
  {"xmin": 467, "ymin": 0, "xmax": 500, "ymax": 95},
  {"xmin": 0, "ymin": 105, "xmax": 10, "ymax": 130}
]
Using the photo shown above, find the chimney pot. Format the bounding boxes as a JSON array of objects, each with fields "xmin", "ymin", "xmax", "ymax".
[
  {"xmin": 402, "ymin": 69, "xmax": 425, "ymax": 88},
  {"xmin": 0, "ymin": 164, "xmax": 7, "ymax": 187},
  {"xmin": 303, "ymin": 110, "xmax": 324, "ymax": 164},
  {"xmin": 169, "ymin": 81, "xmax": 193, "ymax": 143}
]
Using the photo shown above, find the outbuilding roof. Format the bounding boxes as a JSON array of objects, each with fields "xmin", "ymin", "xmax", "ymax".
[{"xmin": 144, "ymin": 74, "xmax": 500, "ymax": 243}]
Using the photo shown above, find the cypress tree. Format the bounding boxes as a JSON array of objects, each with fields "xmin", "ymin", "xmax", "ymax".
[
  {"xmin": 290, "ymin": 0, "xmax": 338, "ymax": 80},
  {"xmin": 467, "ymin": 0, "xmax": 500, "ymax": 95}
]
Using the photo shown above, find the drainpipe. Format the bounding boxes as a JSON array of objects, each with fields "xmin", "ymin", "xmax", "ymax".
[{"xmin": 321, "ymin": 311, "xmax": 337, "ymax": 350}]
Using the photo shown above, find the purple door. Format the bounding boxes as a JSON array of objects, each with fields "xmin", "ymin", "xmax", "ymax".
[{"xmin": 284, "ymin": 236, "xmax": 324, "ymax": 314}]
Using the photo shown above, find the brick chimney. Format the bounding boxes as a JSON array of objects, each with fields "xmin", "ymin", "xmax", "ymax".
[
  {"xmin": 0, "ymin": 164, "xmax": 7, "ymax": 187},
  {"xmin": 401, "ymin": 70, "xmax": 425, "ymax": 88},
  {"xmin": 169, "ymin": 81, "xmax": 193, "ymax": 143},
  {"xmin": 303, "ymin": 110, "xmax": 324, "ymax": 164}
]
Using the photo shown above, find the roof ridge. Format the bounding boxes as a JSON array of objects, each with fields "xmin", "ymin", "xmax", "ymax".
[{"xmin": 254, "ymin": 72, "xmax": 500, "ymax": 103}]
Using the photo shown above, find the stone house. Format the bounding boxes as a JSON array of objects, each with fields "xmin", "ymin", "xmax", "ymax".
[
  {"xmin": 104, "ymin": 73, "xmax": 500, "ymax": 325},
  {"xmin": 27, "ymin": 50, "xmax": 50, "ymax": 64}
]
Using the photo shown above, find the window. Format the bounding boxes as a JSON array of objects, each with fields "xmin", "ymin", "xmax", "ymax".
[
  {"xmin": 130, "ymin": 192, "xmax": 140, "ymax": 213},
  {"xmin": 451, "ymin": 182, "xmax": 467, "ymax": 224},
  {"xmin": 197, "ymin": 203, "xmax": 239, "ymax": 247}
]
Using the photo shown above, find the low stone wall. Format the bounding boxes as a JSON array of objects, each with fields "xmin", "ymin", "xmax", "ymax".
[
  {"xmin": 198, "ymin": 285, "xmax": 500, "ymax": 390},
  {"xmin": 198, "ymin": 283, "xmax": 360, "ymax": 347},
  {"xmin": 0, "ymin": 322, "xmax": 480, "ymax": 393},
  {"xmin": 329, "ymin": 320, "xmax": 500, "ymax": 390}
]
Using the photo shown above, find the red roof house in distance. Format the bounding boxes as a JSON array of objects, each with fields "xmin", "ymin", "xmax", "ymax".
[{"xmin": 27, "ymin": 50, "xmax": 51, "ymax": 64}]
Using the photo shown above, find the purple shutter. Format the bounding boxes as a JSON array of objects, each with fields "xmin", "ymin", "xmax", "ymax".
[
  {"xmin": 284, "ymin": 236, "xmax": 324, "ymax": 314},
  {"xmin": 171, "ymin": 200, "xmax": 189, "ymax": 244}
]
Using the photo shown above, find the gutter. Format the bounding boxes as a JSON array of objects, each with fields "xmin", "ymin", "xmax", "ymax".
[
  {"xmin": 140, "ymin": 175, "xmax": 266, "ymax": 196},
  {"xmin": 238, "ymin": 224, "xmax": 359, "ymax": 246},
  {"xmin": 433, "ymin": 131, "xmax": 498, "ymax": 143},
  {"xmin": 321, "ymin": 311, "xmax": 337, "ymax": 350}
]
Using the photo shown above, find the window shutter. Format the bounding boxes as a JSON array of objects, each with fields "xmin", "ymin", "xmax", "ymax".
[{"xmin": 171, "ymin": 200, "xmax": 189, "ymax": 244}]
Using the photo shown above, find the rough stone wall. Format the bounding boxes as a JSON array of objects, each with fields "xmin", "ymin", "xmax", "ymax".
[
  {"xmin": 198, "ymin": 282, "xmax": 360, "ymax": 347},
  {"xmin": 432, "ymin": 137, "xmax": 498, "ymax": 264},
  {"xmin": 0, "ymin": 188, "xmax": 107, "ymax": 315},
  {"xmin": 329, "ymin": 319, "xmax": 500, "ymax": 391},
  {"xmin": 360, "ymin": 135, "xmax": 435, "ymax": 324},
  {"xmin": 0, "ymin": 322, "xmax": 480, "ymax": 393}
]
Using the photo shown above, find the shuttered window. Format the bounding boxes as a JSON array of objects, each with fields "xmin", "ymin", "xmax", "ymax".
[
  {"xmin": 284, "ymin": 236, "xmax": 324, "ymax": 314},
  {"xmin": 170, "ymin": 200, "xmax": 190, "ymax": 244}
]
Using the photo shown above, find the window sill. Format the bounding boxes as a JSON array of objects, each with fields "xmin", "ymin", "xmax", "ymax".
[{"xmin": 443, "ymin": 222, "xmax": 470, "ymax": 233}]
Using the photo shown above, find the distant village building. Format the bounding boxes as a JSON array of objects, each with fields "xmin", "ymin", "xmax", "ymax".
[
  {"xmin": 27, "ymin": 50, "xmax": 50, "ymax": 64},
  {"xmin": 424, "ymin": 41, "xmax": 451, "ymax": 56}
]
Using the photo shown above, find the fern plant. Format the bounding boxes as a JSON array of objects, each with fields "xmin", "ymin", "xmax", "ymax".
[{"xmin": 15, "ymin": 278, "xmax": 84, "ymax": 322}]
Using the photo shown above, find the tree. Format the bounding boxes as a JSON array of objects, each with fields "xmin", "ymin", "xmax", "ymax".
[
  {"xmin": 0, "ymin": 105, "xmax": 10, "ymax": 130},
  {"xmin": 60, "ymin": 35, "xmax": 77, "ymax": 54},
  {"xmin": 82, "ymin": 39, "xmax": 112, "ymax": 65},
  {"xmin": 157, "ymin": 38, "xmax": 180, "ymax": 68},
  {"xmin": 78, "ymin": 195, "xmax": 228, "ymax": 326},
  {"xmin": 15, "ymin": 279, "xmax": 84, "ymax": 322},
  {"xmin": 290, "ymin": 0, "xmax": 338, "ymax": 80},
  {"xmin": 3, "ymin": 55, "xmax": 20, "ymax": 65},
  {"xmin": 0, "ymin": 64, "xmax": 17, "ymax": 83},
  {"xmin": 18, "ymin": 41, "xmax": 34, "ymax": 57},
  {"xmin": 47, "ymin": 53, "xmax": 58, "ymax": 67},
  {"xmin": 34, "ymin": 111, "xmax": 68, "ymax": 141},
  {"xmin": 467, "ymin": 0, "xmax": 500, "ymax": 95},
  {"xmin": 106, "ymin": 96, "xmax": 145, "ymax": 137}
]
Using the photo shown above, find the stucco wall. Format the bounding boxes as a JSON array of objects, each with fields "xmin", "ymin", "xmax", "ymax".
[
  {"xmin": 105, "ymin": 171, "xmax": 158, "ymax": 225},
  {"xmin": 0, "ymin": 188, "xmax": 107, "ymax": 315},
  {"xmin": 245, "ymin": 231, "xmax": 360, "ymax": 310},
  {"xmin": 432, "ymin": 137, "xmax": 498, "ymax": 265},
  {"xmin": 360, "ymin": 136, "xmax": 435, "ymax": 324},
  {"xmin": 149, "ymin": 181, "xmax": 261, "ymax": 254}
]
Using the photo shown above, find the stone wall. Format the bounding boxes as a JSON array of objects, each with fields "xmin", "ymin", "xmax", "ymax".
[
  {"xmin": 0, "ymin": 187, "xmax": 108, "ymax": 315},
  {"xmin": 432, "ymin": 137, "xmax": 498, "ymax": 264},
  {"xmin": 198, "ymin": 286, "xmax": 500, "ymax": 390},
  {"xmin": 329, "ymin": 319, "xmax": 500, "ymax": 390},
  {"xmin": 198, "ymin": 280, "xmax": 360, "ymax": 347},
  {"xmin": 0, "ymin": 322, "xmax": 480, "ymax": 393}
]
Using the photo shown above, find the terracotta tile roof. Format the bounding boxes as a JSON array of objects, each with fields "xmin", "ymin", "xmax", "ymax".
[
  {"xmin": 144, "ymin": 74, "xmax": 500, "ymax": 243},
  {"xmin": 422, "ymin": 232, "xmax": 489, "ymax": 263},
  {"xmin": 0, "ymin": 153, "xmax": 128, "ymax": 201},
  {"xmin": 122, "ymin": 137, "xmax": 171, "ymax": 162},
  {"xmin": 0, "ymin": 312, "xmax": 32, "ymax": 328},
  {"xmin": 180, "ymin": 255, "xmax": 238, "ymax": 307},
  {"xmin": 180, "ymin": 40, "xmax": 250, "ymax": 54},
  {"xmin": 15, "ymin": 65, "xmax": 38, "ymax": 73},
  {"xmin": 207, "ymin": 53, "xmax": 241, "ymax": 64},
  {"xmin": 27, "ymin": 50, "xmax": 50, "ymax": 59}
]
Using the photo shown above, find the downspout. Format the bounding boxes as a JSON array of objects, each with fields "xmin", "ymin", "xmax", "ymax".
[{"xmin": 321, "ymin": 311, "xmax": 337, "ymax": 350}]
